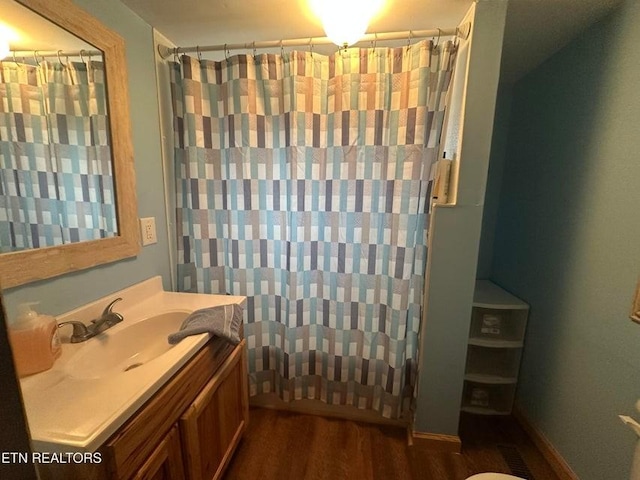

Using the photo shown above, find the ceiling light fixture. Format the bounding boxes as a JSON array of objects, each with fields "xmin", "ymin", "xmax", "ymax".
[
  {"xmin": 0, "ymin": 24, "xmax": 15, "ymax": 60},
  {"xmin": 310, "ymin": 0, "xmax": 384, "ymax": 49},
  {"xmin": 0, "ymin": 36, "xmax": 9, "ymax": 60}
]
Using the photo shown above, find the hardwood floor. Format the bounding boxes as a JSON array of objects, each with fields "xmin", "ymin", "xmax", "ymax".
[
  {"xmin": 459, "ymin": 413, "xmax": 561, "ymax": 480},
  {"xmin": 223, "ymin": 408, "xmax": 562, "ymax": 480}
]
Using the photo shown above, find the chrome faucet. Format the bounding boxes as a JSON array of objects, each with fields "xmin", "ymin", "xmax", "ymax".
[{"xmin": 58, "ymin": 298, "xmax": 124, "ymax": 343}]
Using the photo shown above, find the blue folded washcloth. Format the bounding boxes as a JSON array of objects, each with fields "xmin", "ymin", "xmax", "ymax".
[{"xmin": 167, "ymin": 304, "xmax": 243, "ymax": 345}]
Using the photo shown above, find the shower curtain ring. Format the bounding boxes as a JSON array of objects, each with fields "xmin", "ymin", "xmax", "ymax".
[
  {"xmin": 224, "ymin": 44, "xmax": 230, "ymax": 61},
  {"xmin": 435, "ymin": 28, "xmax": 441, "ymax": 48},
  {"xmin": 33, "ymin": 50, "xmax": 41, "ymax": 66},
  {"xmin": 309, "ymin": 38, "xmax": 313, "ymax": 57},
  {"xmin": 252, "ymin": 41, "xmax": 257, "ymax": 60},
  {"xmin": 280, "ymin": 40, "xmax": 284, "ymax": 58},
  {"xmin": 12, "ymin": 51, "xmax": 24, "ymax": 70},
  {"xmin": 57, "ymin": 50, "xmax": 68, "ymax": 67},
  {"xmin": 407, "ymin": 30, "xmax": 412, "ymax": 48},
  {"xmin": 196, "ymin": 45, "xmax": 202, "ymax": 61},
  {"xmin": 79, "ymin": 49, "xmax": 86, "ymax": 63}
]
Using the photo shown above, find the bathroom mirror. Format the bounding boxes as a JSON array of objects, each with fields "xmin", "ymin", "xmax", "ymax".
[
  {"xmin": 0, "ymin": 0, "xmax": 139, "ymax": 289},
  {"xmin": 0, "ymin": 0, "xmax": 116, "ymax": 253}
]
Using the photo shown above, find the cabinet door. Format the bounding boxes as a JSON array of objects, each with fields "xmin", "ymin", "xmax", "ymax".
[
  {"xmin": 180, "ymin": 340, "xmax": 249, "ymax": 480},
  {"xmin": 133, "ymin": 426, "xmax": 185, "ymax": 480}
]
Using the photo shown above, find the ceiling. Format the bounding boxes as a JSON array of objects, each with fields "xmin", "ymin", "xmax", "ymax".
[
  {"xmin": 121, "ymin": 0, "xmax": 621, "ymax": 84},
  {"xmin": 0, "ymin": 0, "xmax": 622, "ymax": 81}
]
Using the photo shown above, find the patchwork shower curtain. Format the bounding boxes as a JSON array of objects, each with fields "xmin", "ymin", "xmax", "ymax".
[
  {"xmin": 0, "ymin": 60, "xmax": 115, "ymax": 251},
  {"xmin": 171, "ymin": 40, "xmax": 456, "ymax": 419}
]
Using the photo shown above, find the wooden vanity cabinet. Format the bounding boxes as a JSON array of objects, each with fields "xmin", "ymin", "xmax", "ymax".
[
  {"xmin": 104, "ymin": 338, "xmax": 248, "ymax": 480},
  {"xmin": 36, "ymin": 338, "xmax": 248, "ymax": 480}
]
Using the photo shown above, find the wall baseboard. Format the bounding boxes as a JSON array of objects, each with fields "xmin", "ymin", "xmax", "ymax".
[
  {"xmin": 512, "ymin": 404, "xmax": 579, "ymax": 480},
  {"xmin": 249, "ymin": 393, "xmax": 408, "ymax": 428},
  {"xmin": 250, "ymin": 394, "xmax": 461, "ymax": 452},
  {"xmin": 408, "ymin": 428, "xmax": 462, "ymax": 453}
]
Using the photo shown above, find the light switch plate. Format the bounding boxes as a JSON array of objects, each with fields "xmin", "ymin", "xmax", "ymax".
[{"xmin": 140, "ymin": 217, "xmax": 157, "ymax": 246}]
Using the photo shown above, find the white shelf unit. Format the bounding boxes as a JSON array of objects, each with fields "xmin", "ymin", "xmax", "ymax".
[{"xmin": 461, "ymin": 280, "xmax": 529, "ymax": 415}]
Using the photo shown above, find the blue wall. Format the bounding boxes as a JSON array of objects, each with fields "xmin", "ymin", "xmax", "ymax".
[
  {"xmin": 491, "ymin": 1, "xmax": 640, "ymax": 478},
  {"xmin": 2, "ymin": 0, "xmax": 171, "ymax": 319},
  {"xmin": 414, "ymin": 0, "xmax": 507, "ymax": 435},
  {"xmin": 476, "ymin": 85, "xmax": 512, "ymax": 279}
]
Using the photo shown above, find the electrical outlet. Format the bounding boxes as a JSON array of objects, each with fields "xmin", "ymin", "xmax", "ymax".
[{"xmin": 140, "ymin": 217, "xmax": 157, "ymax": 246}]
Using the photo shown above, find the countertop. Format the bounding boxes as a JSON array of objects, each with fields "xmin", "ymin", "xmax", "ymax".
[{"xmin": 19, "ymin": 276, "xmax": 245, "ymax": 452}]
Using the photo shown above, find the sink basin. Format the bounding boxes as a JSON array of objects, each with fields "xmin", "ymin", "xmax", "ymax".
[{"xmin": 65, "ymin": 310, "xmax": 191, "ymax": 380}]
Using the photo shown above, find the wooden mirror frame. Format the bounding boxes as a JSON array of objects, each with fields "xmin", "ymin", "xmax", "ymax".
[
  {"xmin": 631, "ymin": 278, "xmax": 640, "ymax": 323},
  {"xmin": 0, "ymin": 0, "xmax": 139, "ymax": 289}
]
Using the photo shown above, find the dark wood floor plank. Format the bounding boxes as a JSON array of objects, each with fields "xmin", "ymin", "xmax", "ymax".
[
  {"xmin": 490, "ymin": 415, "xmax": 561, "ymax": 480},
  {"xmin": 224, "ymin": 408, "xmax": 562, "ymax": 480},
  {"xmin": 460, "ymin": 414, "xmax": 514, "ymax": 476}
]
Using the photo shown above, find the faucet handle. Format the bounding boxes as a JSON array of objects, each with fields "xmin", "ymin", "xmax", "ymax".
[
  {"xmin": 102, "ymin": 297, "xmax": 123, "ymax": 317},
  {"xmin": 58, "ymin": 321, "xmax": 90, "ymax": 343}
]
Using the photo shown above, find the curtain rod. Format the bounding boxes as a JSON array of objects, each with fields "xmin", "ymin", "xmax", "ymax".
[
  {"xmin": 8, "ymin": 49, "xmax": 102, "ymax": 60},
  {"xmin": 157, "ymin": 23, "xmax": 471, "ymax": 59}
]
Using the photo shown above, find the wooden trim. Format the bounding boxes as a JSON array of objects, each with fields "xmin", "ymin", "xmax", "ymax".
[
  {"xmin": 133, "ymin": 426, "xmax": 185, "ymax": 480},
  {"xmin": 179, "ymin": 404, "xmax": 202, "ymax": 480},
  {"xmin": 631, "ymin": 277, "xmax": 640, "ymax": 323},
  {"xmin": 213, "ymin": 419, "xmax": 246, "ymax": 480},
  {"xmin": 409, "ymin": 428, "xmax": 462, "ymax": 453},
  {"xmin": 215, "ymin": 342, "xmax": 249, "ymax": 480},
  {"xmin": 239, "ymin": 339, "xmax": 250, "ymax": 427},
  {"xmin": 250, "ymin": 393, "xmax": 408, "ymax": 428},
  {"xmin": 215, "ymin": 344, "xmax": 249, "ymax": 480},
  {"xmin": 512, "ymin": 404, "xmax": 579, "ymax": 480},
  {"xmin": 189, "ymin": 340, "xmax": 244, "ymax": 415},
  {"xmin": 0, "ymin": 0, "xmax": 139, "ymax": 289}
]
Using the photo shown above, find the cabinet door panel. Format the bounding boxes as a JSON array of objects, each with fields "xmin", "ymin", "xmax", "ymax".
[
  {"xmin": 180, "ymin": 340, "xmax": 248, "ymax": 480},
  {"xmin": 217, "ymin": 366, "xmax": 243, "ymax": 454},
  {"xmin": 133, "ymin": 426, "xmax": 184, "ymax": 480}
]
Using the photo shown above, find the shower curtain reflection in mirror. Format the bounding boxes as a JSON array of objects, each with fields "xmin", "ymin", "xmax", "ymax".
[{"xmin": 0, "ymin": 59, "xmax": 115, "ymax": 253}]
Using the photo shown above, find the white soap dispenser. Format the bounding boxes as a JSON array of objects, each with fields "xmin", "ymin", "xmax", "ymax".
[{"xmin": 8, "ymin": 302, "xmax": 61, "ymax": 377}]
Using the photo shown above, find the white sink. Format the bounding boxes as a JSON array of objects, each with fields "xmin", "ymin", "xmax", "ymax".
[
  {"xmin": 19, "ymin": 276, "xmax": 246, "ymax": 452},
  {"xmin": 65, "ymin": 310, "xmax": 190, "ymax": 380}
]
